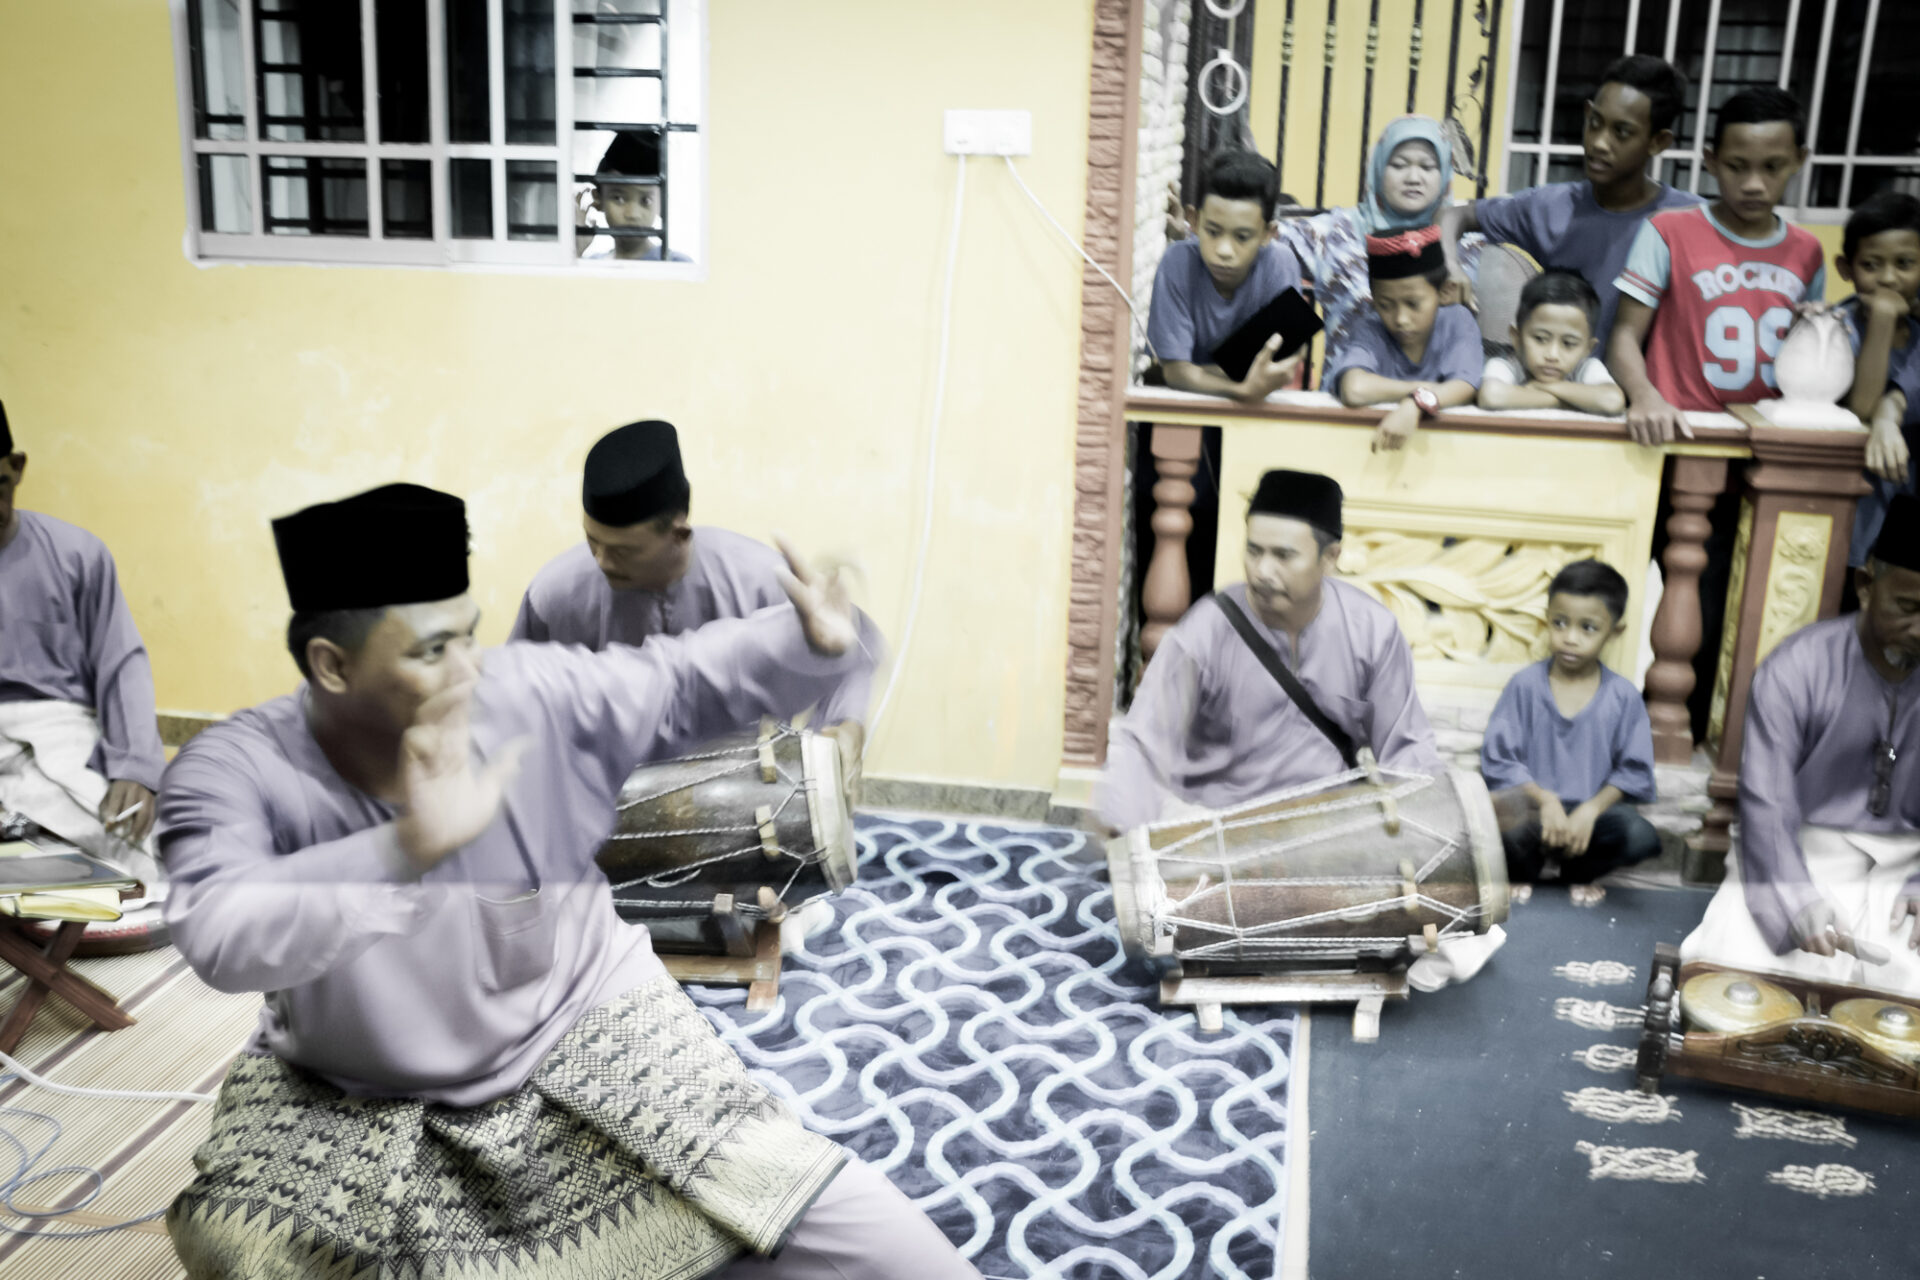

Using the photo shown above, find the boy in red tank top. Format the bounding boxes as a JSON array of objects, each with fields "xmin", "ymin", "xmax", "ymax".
[{"xmin": 1609, "ymin": 87, "xmax": 1824, "ymax": 445}]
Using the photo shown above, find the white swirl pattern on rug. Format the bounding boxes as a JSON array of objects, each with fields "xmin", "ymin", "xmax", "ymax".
[{"xmin": 687, "ymin": 817, "xmax": 1297, "ymax": 1280}]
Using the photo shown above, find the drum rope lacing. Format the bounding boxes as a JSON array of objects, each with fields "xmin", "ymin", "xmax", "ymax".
[
  {"xmin": 1140, "ymin": 770, "xmax": 1490, "ymax": 957},
  {"xmin": 603, "ymin": 733, "xmax": 826, "ymax": 909}
]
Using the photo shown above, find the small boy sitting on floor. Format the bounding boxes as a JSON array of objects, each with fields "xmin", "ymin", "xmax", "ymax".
[
  {"xmin": 1477, "ymin": 271, "xmax": 1625, "ymax": 415},
  {"xmin": 1480, "ymin": 559, "xmax": 1661, "ymax": 892},
  {"xmin": 1324, "ymin": 224, "xmax": 1481, "ymax": 452}
]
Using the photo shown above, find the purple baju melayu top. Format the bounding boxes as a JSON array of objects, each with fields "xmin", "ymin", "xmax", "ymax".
[
  {"xmin": 1479, "ymin": 660, "xmax": 1657, "ymax": 809},
  {"xmin": 157, "ymin": 607, "xmax": 876, "ymax": 1106},
  {"xmin": 1099, "ymin": 580, "xmax": 1443, "ymax": 830},
  {"xmin": 1737, "ymin": 615, "xmax": 1920, "ymax": 952},
  {"xmin": 511, "ymin": 527, "xmax": 870, "ymax": 724},
  {"xmin": 0, "ymin": 511, "xmax": 164, "ymax": 790}
]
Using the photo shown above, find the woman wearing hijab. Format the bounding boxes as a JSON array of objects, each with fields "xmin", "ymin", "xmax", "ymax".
[{"xmin": 1274, "ymin": 115, "xmax": 1485, "ymax": 363}]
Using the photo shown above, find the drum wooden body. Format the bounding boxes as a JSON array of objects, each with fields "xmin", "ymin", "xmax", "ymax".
[
  {"xmin": 1108, "ymin": 768, "xmax": 1507, "ymax": 978},
  {"xmin": 596, "ymin": 726, "xmax": 854, "ymax": 949}
]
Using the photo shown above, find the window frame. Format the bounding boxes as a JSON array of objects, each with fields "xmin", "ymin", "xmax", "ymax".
[
  {"xmin": 1497, "ymin": 0, "xmax": 1899, "ymax": 225},
  {"xmin": 168, "ymin": 0, "xmax": 708, "ymax": 275}
]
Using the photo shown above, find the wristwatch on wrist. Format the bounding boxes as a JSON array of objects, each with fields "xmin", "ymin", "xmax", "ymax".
[{"xmin": 1411, "ymin": 386, "xmax": 1441, "ymax": 417}]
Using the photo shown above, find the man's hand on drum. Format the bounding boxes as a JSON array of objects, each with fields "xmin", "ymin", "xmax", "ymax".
[
  {"xmin": 774, "ymin": 534, "xmax": 859, "ymax": 658},
  {"xmin": 1892, "ymin": 890, "xmax": 1920, "ymax": 951},
  {"xmin": 822, "ymin": 720, "xmax": 865, "ymax": 809},
  {"xmin": 1790, "ymin": 898, "xmax": 1858, "ymax": 958},
  {"xmin": 394, "ymin": 678, "xmax": 530, "ymax": 872}
]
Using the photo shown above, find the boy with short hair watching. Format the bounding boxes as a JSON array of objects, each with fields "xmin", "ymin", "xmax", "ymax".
[
  {"xmin": 1440, "ymin": 54, "xmax": 1700, "ymax": 350},
  {"xmin": 1147, "ymin": 148, "xmax": 1307, "ymax": 402},
  {"xmin": 1834, "ymin": 190, "xmax": 1920, "ymax": 566},
  {"xmin": 1324, "ymin": 224, "xmax": 1481, "ymax": 452},
  {"xmin": 1609, "ymin": 86, "xmax": 1825, "ymax": 445},
  {"xmin": 1480, "ymin": 559, "xmax": 1661, "ymax": 887},
  {"xmin": 1478, "ymin": 271, "xmax": 1625, "ymax": 416}
]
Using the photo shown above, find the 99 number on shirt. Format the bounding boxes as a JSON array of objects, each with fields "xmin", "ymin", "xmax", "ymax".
[{"xmin": 1703, "ymin": 305, "xmax": 1794, "ymax": 391}]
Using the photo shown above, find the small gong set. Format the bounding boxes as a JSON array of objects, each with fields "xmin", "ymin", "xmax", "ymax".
[{"xmin": 1636, "ymin": 943, "xmax": 1920, "ymax": 1118}]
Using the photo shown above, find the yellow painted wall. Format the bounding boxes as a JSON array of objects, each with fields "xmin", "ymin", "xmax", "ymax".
[{"xmin": 0, "ymin": 0, "xmax": 1095, "ymax": 791}]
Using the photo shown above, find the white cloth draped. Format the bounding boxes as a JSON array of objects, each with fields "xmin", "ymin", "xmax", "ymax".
[
  {"xmin": 1682, "ymin": 824, "xmax": 1920, "ymax": 998},
  {"xmin": 0, "ymin": 699, "xmax": 165, "ymax": 899}
]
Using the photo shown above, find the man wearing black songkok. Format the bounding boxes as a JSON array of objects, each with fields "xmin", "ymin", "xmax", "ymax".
[
  {"xmin": 158, "ymin": 481, "xmax": 979, "ymax": 1279},
  {"xmin": 512, "ymin": 419, "xmax": 869, "ymax": 789},
  {"xmin": 1683, "ymin": 493, "xmax": 1920, "ymax": 994},
  {"xmin": 0, "ymin": 398, "xmax": 169, "ymax": 937},
  {"xmin": 1098, "ymin": 467, "xmax": 1443, "ymax": 828}
]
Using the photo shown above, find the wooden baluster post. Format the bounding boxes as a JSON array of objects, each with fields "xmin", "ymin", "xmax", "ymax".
[
  {"xmin": 1140, "ymin": 423, "xmax": 1203, "ymax": 661},
  {"xmin": 1691, "ymin": 425, "xmax": 1872, "ymax": 879},
  {"xmin": 1644, "ymin": 457, "xmax": 1728, "ymax": 764}
]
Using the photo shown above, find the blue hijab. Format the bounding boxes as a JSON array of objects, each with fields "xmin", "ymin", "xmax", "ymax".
[{"xmin": 1353, "ymin": 115, "xmax": 1454, "ymax": 235}]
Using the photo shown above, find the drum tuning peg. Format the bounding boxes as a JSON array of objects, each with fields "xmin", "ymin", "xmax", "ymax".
[{"xmin": 756, "ymin": 886, "xmax": 790, "ymax": 923}]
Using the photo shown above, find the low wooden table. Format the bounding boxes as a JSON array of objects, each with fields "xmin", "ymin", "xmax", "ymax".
[{"xmin": 0, "ymin": 914, "xmax": 137, "ymax": 1055}]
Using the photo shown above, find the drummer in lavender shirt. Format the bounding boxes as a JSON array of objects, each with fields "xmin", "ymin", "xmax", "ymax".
[
  {"xmin": 159, "ymin": 484, "xmax": 976, "ymax": 1280},
  {"xmin": 512, "ymin": 419, "xmax": 868, "ymax": 785},
  {"xmin": 1098, "ymin": 469, "xmax": 1442, "ymax": 831},
  {"xmin": 1682, "ymin": 495, "xmax": 1920, "ymax": 998},
  {"xmin": 0, "ymin": 401, "xmax": 166, "ymax": 896}
]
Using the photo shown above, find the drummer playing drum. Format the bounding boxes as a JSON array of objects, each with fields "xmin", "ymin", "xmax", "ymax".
[
  {"xmin": 511, "ymin": 419, "xmax": 871, "ymax": 798},
  {"xmin": 1682, "ymin": 493, "xmax": 1920, "ymax": 997},
  {"xmin": 1098, "ymin": 469, "xmax": 1444, "ymax": 830}
]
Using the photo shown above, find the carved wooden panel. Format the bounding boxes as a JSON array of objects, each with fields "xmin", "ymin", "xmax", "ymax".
[
  {"xmin": 1061, "ymin": 0, "xmax": 1142, "ymax": 767},
  {"xmin": 1336, "ymin": 531, "xmax": 1602, "ymax": 667}
]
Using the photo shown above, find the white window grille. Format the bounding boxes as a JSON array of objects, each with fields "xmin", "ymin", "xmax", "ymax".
[
  {"xmin": 170, "ymin": 0, "xmax": 706, "ymax": 270},
  {"xmin": 1500, "ymin": 0, "xmax": 1918, "ymax": 221}
]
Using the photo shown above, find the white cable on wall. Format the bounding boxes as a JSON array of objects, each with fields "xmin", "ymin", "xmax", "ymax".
[
  {"xmin": 870, "ymin": 152, "xmax": 1153, "ymax": 744},
  {"xmin": 1002, "ymin": 156, "xmax": 1154, "ymax": 359},
  {"xmin": 866, "ymin": 155, "xmax": 967, "ymax": 742}
]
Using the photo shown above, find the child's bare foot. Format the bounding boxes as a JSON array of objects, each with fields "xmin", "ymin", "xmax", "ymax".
[
  {"xmin": 1570, "ymin": 884, "xmax": 1607, "ymax": 907},
  {"xmin": 1510, "ymin": 883, "xmax": 1534, "ymax": 905}
]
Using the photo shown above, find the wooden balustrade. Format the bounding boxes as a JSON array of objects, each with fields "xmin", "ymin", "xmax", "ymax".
[
  {"xmin": 1645, "ymin": 458, "xmax": 1729, "ymax": 764},
  {"xmin": 1686, "ymin": 417, "xmax": 1873, "ymax": 879},
  {"xmin": 1140, "ymin": 424, "xmax": 1203, "ymax": 659},
  {"xmin": 1126, "ymin": 392, "xmax": 1871, "ymax": 880}
]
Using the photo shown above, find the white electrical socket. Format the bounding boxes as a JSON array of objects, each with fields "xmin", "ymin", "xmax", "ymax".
[{"xmin": 944, "ymin": 109, "xmax": 1032, "ymax": 156}]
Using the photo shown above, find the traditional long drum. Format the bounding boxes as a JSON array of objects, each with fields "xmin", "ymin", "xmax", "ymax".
[
  {"xmin": 595, "ymin": 723, "xmax": 855, "ymax": 952},
  {"xmin": 1108, "ymin": 767, "xmax": 1509, "ymax": 978}
]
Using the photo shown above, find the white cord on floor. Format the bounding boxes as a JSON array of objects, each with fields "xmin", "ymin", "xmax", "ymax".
[
  {"xmin": 867, "ymin": 154, "xmax": 967, "ymax": 742},
  {"xmin": 0, "ymin": 1052, "xmax": 214, "ymax": 1238},
  {"xmin": 0, "ymin": 1048, "xmax": 215, "ymax": 1105}
]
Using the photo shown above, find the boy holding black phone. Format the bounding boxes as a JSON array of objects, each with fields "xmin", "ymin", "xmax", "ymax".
[{"xmin": 1147, "ymin": 149, "xmax": 1313, "ymax": 402}]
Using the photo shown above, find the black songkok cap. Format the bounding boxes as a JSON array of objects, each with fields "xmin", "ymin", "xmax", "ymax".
[
  {"xmin": 0, "ymin": 400, "xmax": 12, "ymax": 456},
  {"xmin": 272, "ymin": 483, "xmax": 470, "ymax": 612},
  {"xmin": 596, "ymin": 130, "xmax": 662, "ymax": 180},
  {"xmin": 1249, "ymin": 469, "xmax": 1343, "ymax": 538},
  {"xmin": 1366, "ymin": 224, "xmax": 1447, "ymax": 282},
  {"xmin": 1871, "ymin": 493, "xmax": 1920, "ymax": 573},
  {"xmin": 583, "ymin": 420, "xmax": 690, "ymax": 527}
]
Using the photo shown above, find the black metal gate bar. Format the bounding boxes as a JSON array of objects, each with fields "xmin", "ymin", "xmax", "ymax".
[
  {"xmin": 1314, "ymin": 0, "xmax": 1339, "ymax": 208},
  {"xmin": 1275, "ymin": 0, "xmax": 1297, "ymax": 185},
  {"xmin": 1357, "ymin": 0, "xmax": 1382, "ymax": 192},
  {"xmin": 1476, "ymin": 0, "xmax": 1504, "ymax": 197},
  {"xmin": 1407, "ymin": 0, "xmax": 1426, "ymax": 111}
]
